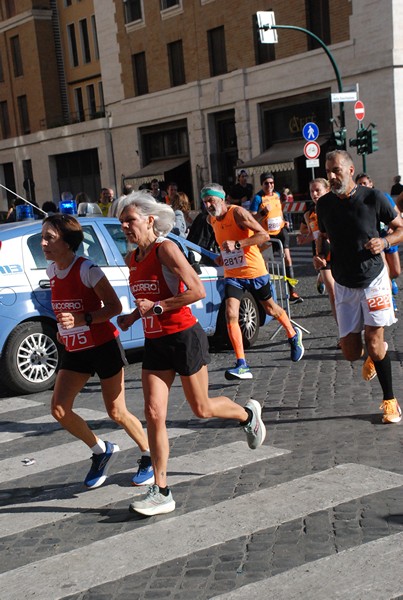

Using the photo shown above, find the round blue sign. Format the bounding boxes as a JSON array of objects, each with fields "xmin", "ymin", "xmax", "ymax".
[{"xmin": 302, "ymin": 122, "xmax": 319, "ymax": 142}]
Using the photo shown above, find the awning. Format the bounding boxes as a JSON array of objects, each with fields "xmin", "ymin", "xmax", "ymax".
[
  {"xmin": 236, "ymin": 138, "xmax": 326, "ymax": 175},
  {"xmin": 124, "ymin": 157, "xmax": 188, "ymax": 187}
]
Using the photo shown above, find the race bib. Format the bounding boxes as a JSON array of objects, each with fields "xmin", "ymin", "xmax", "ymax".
[
  {"xmin": 57, "ymin": 323, "xmax": 95, "ymax": 352},
  {"xmin": 267, "ymin": 216, "xmax": 283, "ymax": 232},
  {"xmin": 222, "ymin": 248, "xmax": 246, "ymax": 270},
  {"xmin": 141, "ymin": 314, "xmax": 163, "ymax": 335},
  {"xmin": 365, "ymin": 286, "xmax": 391, "ymax": 312}
]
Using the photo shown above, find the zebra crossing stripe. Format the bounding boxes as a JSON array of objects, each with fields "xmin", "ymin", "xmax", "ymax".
[
  {"xmin": 0, "ymin": 442, "xmax": 286, "ymax": 538},
  {"xmin": 0, "ymin": 397, "xmax": 43, "ymax": 414},
  {"xmin": 0, "ymin": 426, "xmax": 193, "ymax": 485},
  {"xmin": 211, "ymin": 531, "xmax": 403, "ymax": 600},
  {"xmin": 0, "ymin": 408, "xmax": 108, "ymax": 444},
  {"xmin": 1, "ymin": 464, "xmax": 402, "ymax": 600}
]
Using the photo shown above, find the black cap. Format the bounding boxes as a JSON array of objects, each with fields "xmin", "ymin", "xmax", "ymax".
[{"xmin": 260, "ymin": 172, "xmax": 274, "ymax": 185}]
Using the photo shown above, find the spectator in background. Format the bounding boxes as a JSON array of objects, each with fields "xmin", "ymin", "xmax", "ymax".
[
  {"xmin": 5, "ymin": 198, "xmax": 25, "ymax": 222},
  {"xmin": 227, "ymin": 170, "xmax": 254, "ymax": 210},
  {"xmin": 98, "ymin": 187, "xmax": 114, "ymax": 217},
  {"xmin": 42, "ymin": 201, "xmax": 58, "ymax": 215},
  {"xmin": 391, "ymin": 175, "xmax": 403, "ymax": 197},
  {"xmin": 150, "ymin": 179, "xmax": 167, "ymax": 203},
  {"xmin": 75, "ymin": 192, "xmax": 91, "ymax": 209},
  {"xmin": 108, "ymin": 184, "xmax": 133, "ymax": 218},
  {"xmin": 165, "ymin": 182, "xmax": 178, "ymax": 206},
  {"xmin": 171, "ymin": 191, "xmax": 191, "ymax": 237}
]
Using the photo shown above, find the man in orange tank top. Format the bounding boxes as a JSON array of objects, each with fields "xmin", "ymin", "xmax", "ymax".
[
  {"xmin": 250, "ymin": 173, "xmax": 303, "ymax": 304},
  {"xmin": 202, "ymin": 183, "xmax": 304, "ymax": 380}
]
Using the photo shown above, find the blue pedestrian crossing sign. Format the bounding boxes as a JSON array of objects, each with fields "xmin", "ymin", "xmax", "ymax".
[{"xmin": 302, "ymin": 122, "xmax": 319, "ymax": 142}]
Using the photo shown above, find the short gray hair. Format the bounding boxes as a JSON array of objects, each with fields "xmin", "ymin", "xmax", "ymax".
[{"xmin": 117, "ymin": 190, "xmax": 175, "ymax": 236}]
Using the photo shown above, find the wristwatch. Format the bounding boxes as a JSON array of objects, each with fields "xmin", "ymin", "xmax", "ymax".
[
  {"xmin": 234, "ymin": 241, "xmax": 241, "ymax": 250},
  {"xmin": 152, "ymin": 301, "xmax": 164, "ymax": 315},
  {"xmin": 84, "ymin": 312, "xmax": 93, "ymax": 326}
]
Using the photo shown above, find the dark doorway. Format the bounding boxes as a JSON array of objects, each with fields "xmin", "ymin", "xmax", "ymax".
[
  {"xmin": 3, "ymin": 162, "xmax": 16, "ymax": 209},
  {"xmin": 211, "ymin": 111, "xmax": 238, "ymax": 193}
]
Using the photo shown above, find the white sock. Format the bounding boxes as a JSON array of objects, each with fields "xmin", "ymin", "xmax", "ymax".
[
  {"xmin": 91, "ymin": 439, "xmax": 106, "ymax": 455},
  {"xmin": 143, "ymin": 449, "xmax": 151, "ymax": 457}
]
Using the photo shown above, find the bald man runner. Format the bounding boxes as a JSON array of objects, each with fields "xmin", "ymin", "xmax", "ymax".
[{"xmin": 202, "ymin": 183, "xmax": 304, "ymax": 380}]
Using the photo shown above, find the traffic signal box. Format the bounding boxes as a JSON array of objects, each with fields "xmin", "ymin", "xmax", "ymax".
[
  {"xmin": 349, "ymin": 127, "xmax": 378, "ymax": 156},
  {"xmin": 329, "ymin": 128, "xmax": 347, "ymax": 150}
]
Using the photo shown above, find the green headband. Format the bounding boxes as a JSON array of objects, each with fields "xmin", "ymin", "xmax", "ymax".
[{"xmin": 200, "ymin": 188, "xmax": 225, "ymax": 200}]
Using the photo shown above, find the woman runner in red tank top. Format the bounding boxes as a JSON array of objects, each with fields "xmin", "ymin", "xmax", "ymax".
[
  {"xmin": 117, "ymin": 191, "xmax": 266, "ymax": 517},
  {"xmin": 42, "ymin": 214, "xmax": 151, "ymax": 490}
]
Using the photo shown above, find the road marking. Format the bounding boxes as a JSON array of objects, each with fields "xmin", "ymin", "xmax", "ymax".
[
  {"xmin": 212, "ymin": 531, "xmax": 403, "ymax": 600},
  {"xmin": 0, "ymin": 442, "xmax": 285, "ymax": 538},
  {"xmin": 0, "ymin": 426, "xmax": 192, "ymax": 485},
  {"xmin": 0, "ymin": 408, "xmax": 108, "ymax": 443},
  {"xmin": 0, "ymin": 397, "xmax": 43, "ymax": 414},
  {"xmin": 1, "ymin": 464, "xmax": 402, "ymax": 600}
]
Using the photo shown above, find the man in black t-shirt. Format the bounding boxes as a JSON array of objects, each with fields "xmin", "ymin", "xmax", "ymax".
[
  {"xmin": 227, "ymin": 170, "xmax": 254, "ymax": 210},
  {"xmin": 315, "ymin": 150, "xmax": 403, "ymax": 424}
]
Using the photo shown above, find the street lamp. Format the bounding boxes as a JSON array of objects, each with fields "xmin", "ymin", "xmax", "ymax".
[{"xmin": 256, "ymin": 11, "xmax": 345, "ymax": 132}]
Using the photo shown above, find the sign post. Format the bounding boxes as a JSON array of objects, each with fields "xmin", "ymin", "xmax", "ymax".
[{"xmin": 303, "ymin": 125, "xmax": 320, "ymax": 178}]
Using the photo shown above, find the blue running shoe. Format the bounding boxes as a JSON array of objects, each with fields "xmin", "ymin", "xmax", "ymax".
[
  {"xmin": 131, "ymin": 455, "xmax": 155, "ymax": 486},
  {"xmin": 392, "ymin": 279, "xmax": 399, "ymax": 296},
  {"xmin": 84, "ymin": 441, "xmax": 120, "ymax": 489},
  {"xmin": 289, "ymin": 327, "xmax": 304, "ymax": 362},
  {"xmin": 225, "ymin": 360, "xmax": 253, "ymax": 380}
]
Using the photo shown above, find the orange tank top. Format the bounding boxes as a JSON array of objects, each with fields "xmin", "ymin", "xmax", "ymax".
[
  {"xmin": 211, "ymin": 206, "xmax": 267, "ymax": 279},
  {"xmin": 259, "ymin": 193, "xmax": 284, "ymax": 235}
]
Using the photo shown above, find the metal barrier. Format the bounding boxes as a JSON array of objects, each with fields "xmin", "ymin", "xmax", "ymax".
[{"xmin": 261, "ymin": 238, "xmax": 310, "ymax": 340}]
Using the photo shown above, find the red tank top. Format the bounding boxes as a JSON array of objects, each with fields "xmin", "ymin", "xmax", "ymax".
[
  {"xmin": 50, "ymin": 256, "xmax": 117, "ymax": 352},
  {"xmin": 129, "ymin": 240, "xmax": 197, "ymax": 338}
]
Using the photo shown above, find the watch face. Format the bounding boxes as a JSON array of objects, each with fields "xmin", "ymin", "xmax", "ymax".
[{"xmin": 153, "ymin": 304, "xmax": 163, "ymax": 315}]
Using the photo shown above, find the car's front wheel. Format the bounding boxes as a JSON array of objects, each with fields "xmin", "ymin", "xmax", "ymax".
[{"xmin": 2, "ymin": 321, "xmax": 60, "ymax": 395}]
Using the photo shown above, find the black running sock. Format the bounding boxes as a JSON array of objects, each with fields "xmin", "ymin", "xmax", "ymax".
[
  {"xmin": 158, "ymin": 486, "xmax": 170, "ymax": 497},
  {"xmin": 240, "ymin": 407, "xmax": 253, "ymax": 426},
  {"xmin": 374, "ymin": 353, "xmax": 394, "ymax": 399}
]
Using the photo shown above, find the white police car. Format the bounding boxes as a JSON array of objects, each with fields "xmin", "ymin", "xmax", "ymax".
[{"xmin": 0, "ymin": 216, "xmax": 271, "ymax": 394}]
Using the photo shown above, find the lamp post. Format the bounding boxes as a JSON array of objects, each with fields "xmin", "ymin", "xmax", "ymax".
[{"xmin": 257, "ymin": 13, "xmax": 345, "ymax": 132}]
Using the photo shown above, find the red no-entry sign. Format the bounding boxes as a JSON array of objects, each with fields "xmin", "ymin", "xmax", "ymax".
[{"xmin": 354, "ymin": 100, "xmax": 365, "ymax": 121}]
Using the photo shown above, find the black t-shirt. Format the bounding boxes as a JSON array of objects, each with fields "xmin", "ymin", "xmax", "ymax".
[
  {"xmin": 229, "ymin": 183, "xmax": 253, "ymax": 201},
  {"xmin": 316, "ymin": 186, "xmax": 396, "ymax": 288}
]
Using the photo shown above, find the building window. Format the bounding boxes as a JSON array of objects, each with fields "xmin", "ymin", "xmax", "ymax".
[
  {"xmin": 207, "ymin": 26, "xmax": 227, "ymax": 77},
  {"xmin": 67, "ymin": 23, "xmax": 79, "ymax": 67},
  {"xmin": 132, "ymin": 51, "xmax": 148, "ymax": 96},
  {"xmin": 79, "ymin": 19, "xmax": 91, "ymax": 63},
  {"xmin": 0, "ymin": 101, "xmax": 10, "ymax": 138},
  {"xmin": 124, "ymin": 0, "xmax": 143, "ymax": 23},
  {"xmin": 161, "ymin": 0, "xmax": 180, "ymax": 9},
  {"xmin": 74, "ymin": 88, "xmax": 85, "ymax": 121},
  {"xmin": 0, "ymin": 52, "xmax": 4, "ymax": 82},
  {"xmin": 98, "ymin": 81, "xmax": 105, "ymax": 112},
  {"xmin": 17, "ymin": 95, "xmax": 30, "ymax": 134},
  {"xmin": 10, "ymin": 35, "xmax": 23, "ymax": 77},
  {"xmin": 86, "ymin": 84, "xmax": 96, "ymax": 118},
  {"xmin": 167, "ymin": 40, "xmax": 185, "ymax": 87},
  {"xmin": 253, "ymin": 14, "xmax": 275, "ymax": 65},
  {"xmin": 5, "ymin": 0, "xmax": 16, "ymax": 18},
  {"xmin": 306, "ymin": 0, "xmax": 330, "ymax": 48},
  {"xmin": 64, "ymin": 0, "xmax": 72, "ymax": 6},
  {"xmin": 91, "ymin": 15, "xmax": 99, "ymax": 60},
  {"xmin": 143, "ymin": 125, "xmax": 188, "ymax": 162}
]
